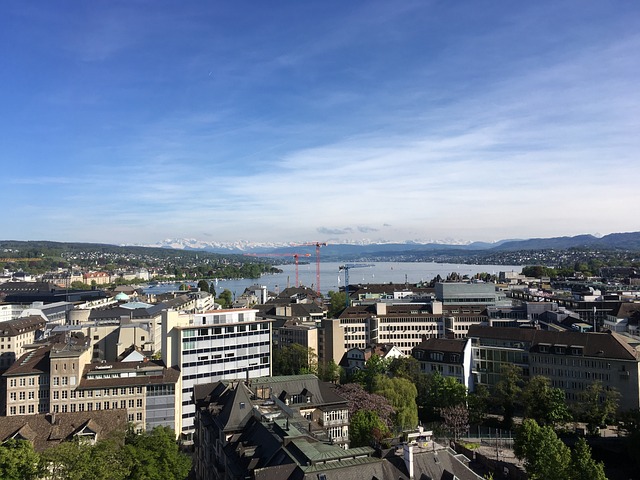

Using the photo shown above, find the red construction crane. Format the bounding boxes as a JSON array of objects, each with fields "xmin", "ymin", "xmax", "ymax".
[
  {"xmin": 296, "ymin": 242, "xmax": 327, "ymax": 295},
  {"xmin": 244, "ymin": 253, "xmax": 311, "ymax": 287}
]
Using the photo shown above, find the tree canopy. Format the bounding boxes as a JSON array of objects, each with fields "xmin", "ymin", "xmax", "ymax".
[
  {"xmin": 349, "ymin": 410, "xmax": 389, "ymax": 447},
  {"xmin": 326, "ymin": 290, "xmax": 347, "ymax": 318},
  {"xmin": 522, "ymin": 376, "xmax": 572, "ymax": 427},
  {"xmin": 373, "ymin": 376, "xmax": 419, "ymax": 431},
  {"xmin": 0, "ymin": 439, "xmax": 40, "ymax": 480},
  {"xmin": 514, "ymin": 419, "xmax": 606, "ymax": 480},
  {"xmin": 273, "ymin": 344, "xmax": 317, "ymax": 376},
  {"xmin": 7, "ymin": 426, "xmax": 191, "ymax": 480},
  {"xmin": 124, "ymin": 426, "xmax": 191, "ymax": 480},
  {"xmin": 572, "ymin": 381, "xmax": 619, "ymax": 435},
  {"xmin": 337, "ymin": 383, "xmax": 394, "ymax": 429},
  {"xmin": 514, "ymin": 419, "xmax": 571, "ymax": 480}
]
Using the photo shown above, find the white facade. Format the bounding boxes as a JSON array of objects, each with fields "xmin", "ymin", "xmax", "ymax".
[{"xmin": 162, "ymin": 308, "xmax": 272, "ymax": 436}]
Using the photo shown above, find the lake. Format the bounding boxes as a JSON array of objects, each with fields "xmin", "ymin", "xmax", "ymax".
[{"xmin": 143, "ymin": 261, "xmax": 522, "ymax": 298}]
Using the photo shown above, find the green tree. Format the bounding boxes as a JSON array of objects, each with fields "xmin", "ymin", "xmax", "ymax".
[
  {"xmin": 354, "ymin": 353, "xmax": 389, "ymax": 393},
  {"xmin": 423, "ymin": 372, "xmax": 467, "ymax": 420},
  {"xmin": 514, "ymin": 419, "xmax": 571, "ymax": 480},
  {"xmin": 494, "ymin": 364, "xmax": 523, "ymax": 429},
  {"xmin": 327, "ymin": 290, "xmax": 347, "ymax": 317},
  {"xmin": 273, "ymin": 344, "xmax": 317, "ymax": 376},
  {"xmin": 124, "ymin": 426, "xmax": 191, "ymax": 480},
  {"xmin": 197, "ymin": 279, "xmax": 209, "ymax": 293},
  {"xmin": 0, "ymin": 439, "xmax": 40, "ymax": 480},
  {"xmin": 349, "ymin": 410, "xmax": 389, "ymax": 447},
  {"xmin": 39, "ymin": 439, "xmax": 92, "ymax": 480},
  {"xmin": 217, "ymin": 289, "xmax": 233, "ymax": 307},
  {"xmin": 318, "ymin": 359, "xmax": 341, "ymax": 383},
  {"xmin": 573, "ymin": 381, "xmax": 619, "ymax": 435},
  {"xmin": 389, "ymin": 356, "xmax": 429, "ymax": 412},
  {"xmin": 570, "ymin": 437, "xmax": 607, "ymax": 480},
  {"xmin": 467, "ymin": 384, "xmax": 490, "ymax": 425},
  {"xmin": 522, "ymin": 376, "xmax": 571, "ymax": 427},
  {"xmin": 373, "ymin": 376, "xmax": 419, "ymax": 431}
]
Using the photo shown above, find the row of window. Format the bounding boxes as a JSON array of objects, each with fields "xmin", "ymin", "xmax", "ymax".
[
  {"xmin": 181, "ymin": 362, "xmax": 269, "ymax": 385},
  {"xmin": 531, "ymin": 355, "xmax": 613, "ymax": 369},
  {"xmin": 182, "ymin": 340, "xmax": 269, "ymax": 355},
  {"xmin": 532, "ymin": 366, "xmax": 612, "ymax": 381},
  {"xmin": 184, "ymin": 322, "xmax": 268, "ymax": 338},
  {"xmin": 8, "ymin": 377, "xmax": 43, "ymax": 387}
]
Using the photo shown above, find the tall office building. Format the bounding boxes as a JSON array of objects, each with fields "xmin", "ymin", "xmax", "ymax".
[{"xmin": 162, "ymin": 308, "xmax": 272, "ymax": 438}]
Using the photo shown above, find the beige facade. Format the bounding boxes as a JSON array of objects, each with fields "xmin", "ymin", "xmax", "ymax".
[
  {"xmin": 0, "ymin": 316, "xmax": 47, "ymax": 370},
  {"xmin": 83, "ymin": 271, "xmax": 110, "ymax": 285},
  {"xmin": 339, "ymin": 302, "xmax": 487, "ymax": 355},
  {"xmin": 4, "ymin": 336, "xmax": 179, "ymax": 433},
  {"xmin": 317, "ymin": 318, "xmax": 345, "ymax": 366}
]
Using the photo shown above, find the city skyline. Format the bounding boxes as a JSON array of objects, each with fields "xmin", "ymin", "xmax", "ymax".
[{"xmin": 2, "ymin": 1, "xmax": 639, "ymax": 245}]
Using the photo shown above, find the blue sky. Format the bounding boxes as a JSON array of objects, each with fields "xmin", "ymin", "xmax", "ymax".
[{"xmin": 2, "ymin": 1, "xmax": 639, "ymax": 245}]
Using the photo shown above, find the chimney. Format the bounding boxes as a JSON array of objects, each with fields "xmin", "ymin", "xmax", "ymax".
[{"xmin": 403, "ymin": 443, "xmax": 414, "ymax": 480}]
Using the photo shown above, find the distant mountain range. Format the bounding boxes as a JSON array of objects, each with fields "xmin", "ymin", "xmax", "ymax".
[{"xmin": 136, "ymin": 232, "xmax": 640, "ymax": 258}]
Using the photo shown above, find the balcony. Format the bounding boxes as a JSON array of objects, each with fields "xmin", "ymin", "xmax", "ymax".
[{"xmin": 321, "ymin": 418, "xmax": 349, "ymax": 427}]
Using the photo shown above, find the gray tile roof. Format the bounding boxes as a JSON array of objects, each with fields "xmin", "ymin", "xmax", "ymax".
[
  {"xmin": 0, "ymin": 315, "xmax": 47, "ymax": 336},
  {"xmin": 0, "ymin": 410, "xmax": 127, "ymax": 452}
]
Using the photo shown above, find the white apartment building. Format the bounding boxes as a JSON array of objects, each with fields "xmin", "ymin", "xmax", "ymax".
[
  {"xmin": 162, "ymin": 308, "xmax": 272, "ymax": 438},
  {"xmin": 338, "ymin": 302, "xmax": 488, "ymax": 355}
]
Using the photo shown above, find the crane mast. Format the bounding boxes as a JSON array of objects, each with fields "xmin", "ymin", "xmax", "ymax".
[{"xmin": 338, "ymin": 263, "xmax": 374, "ymax": 308}]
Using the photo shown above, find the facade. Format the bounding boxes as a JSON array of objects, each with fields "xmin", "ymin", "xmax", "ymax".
[
  {"xmin": 3, "ymin": 334, "xmax": 180, "ymax": 433},
  {"xmin": 412, "ymin": 337, "xmax": 474, "ymax": 390},
  {"xmin": 277, "ymin": 320, "xmax": 319, "ymax": 354},
  {"xmin": 83, "ymin": 271, "xmax": 111, "ymax": 285},
  {"xmin": 317, "ymin": 317, "xmax": 346, "ymax": 366},
  {"xmin": 340, "ymin": 344, "xmax": 405, "ymax": 375},
  {"xmin": 0, "ymin": 315, "xmax": 47, "ymax": 370},
  {"xmin": 338, "ymin": 302, "xmax": 488, "ymax": 355},
  {"xmin": 162, "ymin": 308, "xmax": 272, "ymax": 437},
  {"xmin": 468, "ymin": 325, "xmax": 640, "ymax": 411},
  {"xmin": 435, "ymin": 282, "xmax": 501, "ymax": 306}
]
